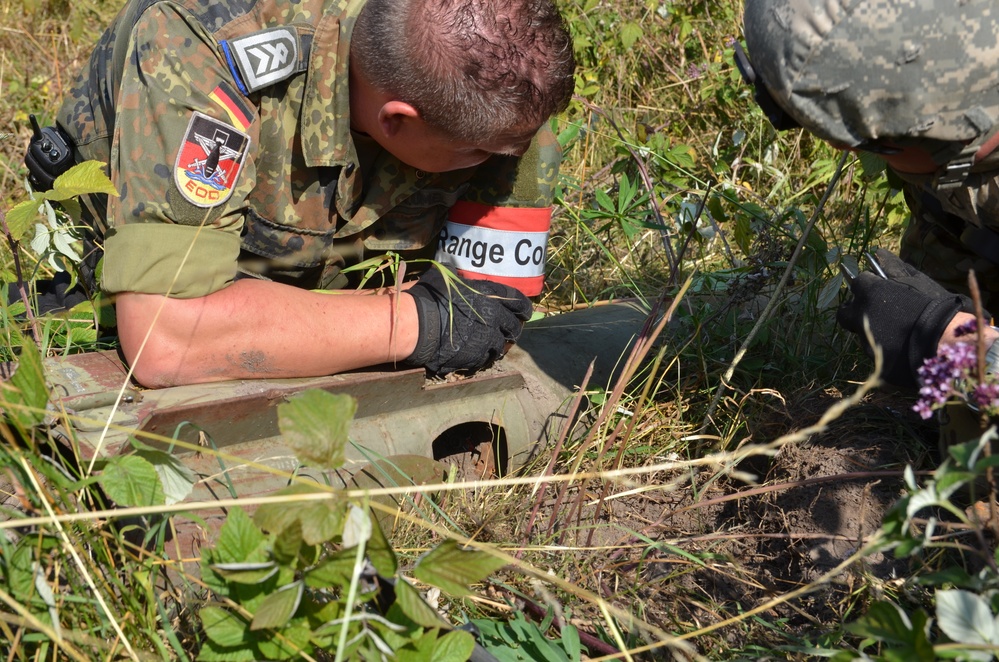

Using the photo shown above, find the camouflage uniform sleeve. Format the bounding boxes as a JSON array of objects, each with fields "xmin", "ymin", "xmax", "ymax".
[
  {"xmin": 459, "ymin": 124, "xmax": 562, "ymax": 208},
  {"xmin": 100, "ymin": 2, "xmax": 257, "ymax": 298}
]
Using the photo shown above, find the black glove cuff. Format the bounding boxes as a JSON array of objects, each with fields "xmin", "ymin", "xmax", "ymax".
[
  {"xmin": 403, "ymin": 291, "xmax": 441, "ymax": 369},
  {"xmin": 906, "ymin": 295, "xmax": 964, "ymax": 386}
]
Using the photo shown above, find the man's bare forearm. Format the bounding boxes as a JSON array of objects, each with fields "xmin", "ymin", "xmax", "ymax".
[{"xmin": 116, "ymin": 279, "xmax": 419, "ymax": 388}]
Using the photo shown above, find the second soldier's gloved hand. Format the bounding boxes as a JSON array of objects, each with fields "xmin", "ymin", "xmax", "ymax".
[
  {"xmin": 404, "ymin": 268, "xmax": 533, "ymax": 374},
  {"xmin": 836, "ymin": 249, "xmax": 974, "ymax": 389}
]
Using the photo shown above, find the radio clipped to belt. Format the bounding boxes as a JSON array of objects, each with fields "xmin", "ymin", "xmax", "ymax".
[{"xmin": 24, "ymin": 114, "xmax": 75, "ymax": 192}]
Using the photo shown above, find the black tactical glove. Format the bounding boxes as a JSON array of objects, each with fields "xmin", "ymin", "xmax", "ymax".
[
  {"xmin": 404, "ymin": 268, "xmax": 533, "ymax": 374},
  {"xmin": 836, "ymin": 249, "xmax": 975, "ymax": 389}
]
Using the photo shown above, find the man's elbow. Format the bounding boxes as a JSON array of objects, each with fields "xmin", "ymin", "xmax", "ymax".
[
  {"xmin": 120, "ymin": 332, "xmax": 188, "ymax": 388},
  {"xmin": 115, "ymin": 293, "xmax": 192, "ymax": 388}
]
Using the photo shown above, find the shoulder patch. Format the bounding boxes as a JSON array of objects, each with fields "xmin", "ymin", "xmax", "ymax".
[
  {"xmin": 225, "ymin": 27, "xmax": 300, "ymax": 93},
  {"xmin": 174, "ymin": 112, "xmax": 250, "ymax": 208}
]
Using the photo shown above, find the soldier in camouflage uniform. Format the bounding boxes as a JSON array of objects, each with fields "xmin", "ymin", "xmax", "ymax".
[
  {"xmin": 740, "ymin": 0, "xmax": 999, "ymax": 389},
  {"xmin": 51, "ymin": 0, "xmax": 574, "ymax": 387}
]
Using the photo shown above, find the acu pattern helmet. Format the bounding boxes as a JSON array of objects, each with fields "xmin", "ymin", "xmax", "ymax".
[{"xmin": 742, "ymin": 0, "xmax": 999, "ymax": 188}]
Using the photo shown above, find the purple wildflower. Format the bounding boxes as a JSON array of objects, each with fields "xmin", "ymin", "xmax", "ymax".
[
  {"xmin": 954, "ymin": 319, "xmax": 979, "ymax": 338},
  {"xmin": 686, "ymin": 63, "xmax": 706, "ymax": 79},
  {"xmin": 913, "ymin": 342, "xmax": 977, "ymax": 419},
  {"xmin": 973, "ymin": 382, "xmax": 999, "ymax": 412}
]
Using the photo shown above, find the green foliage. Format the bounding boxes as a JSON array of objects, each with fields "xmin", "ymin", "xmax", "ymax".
[
  {"xmin": 4, "ymin": 336, "xmax": 48, "ymax": 428},
  {"xmin": 829, "ymin": 428, "xmax": 999, "ymax": 661},
  {"xmin": 196, "ymin": 389, "xmax": 511, "ymax": 660},
  {"xmin": 412, "ymin": 538, "xmax": 508, "ymax": 598},
  {"xmin": 199, "ymin": 499, "xmax": 490, "ymax": 661},
  {"xmin": 277, "ymin": 390, "xmax": 356, "ymax": 470},
  {"xmin": 7, "ymin": 161, "xmax": 116, "ymax": 243},
  {"xmin": 472, "ymin": 609, "xmax": 585, "ymax": 662}
]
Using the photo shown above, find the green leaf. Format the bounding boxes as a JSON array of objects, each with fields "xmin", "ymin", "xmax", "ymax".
[
  {"xmin": 432, "ymin": 629, "xmax": 475, "ymax": 662},
  {"xmin": 403, "ymin": 627, "xmax": 439, "ymax": 662},
  {"xmin": 45, "ymin": 161, "xmax": 118, "ymax": 201},
  {"xmin": 367, "ymin": 512, "xmax": 398, "ymax": 577},
  {"xmin": 304, "ymin": 549, "xmax": 357, "ymax": 589},
  {"xmin": 5, "ymin": 199, "xmax": 41, "ymax": 241},
  {"xmin": 272, "ymin": 520, "xmax": 303, "ymax": 564},
  {"xmin": 200, "ymin": 606, "xmax": 250, "ymax": 647},
  {"xmin": 254, "ymin": 483, "xmax": 323, "ymax": 535},
  {"xmin": 845, "ymin": 601, "xmax": 913, "ymax": 646},
  {"xmin": 299, "ymin": 502, "xmax": 341, "ymax": 546},
  {"xmin": 196, "ymin": 640, "xmax": 259, "ymax": 662},
  {"xmin": 394, "ymin": 577, "xmax": 446, "ymax": 628},
  {"xmin": 936, "ymin": 589, "xmax": 999, "ymax": 647},
  {"xmin": 620, "ymin": 21, "xmax": 643, "ymax": 50},
  {"xmin": 917, "ymin": 566, "xmax": 977, "ymax": 589},
  {"xmin": 412, "ymin": 539, "xmax": 506, "ymax": 597},
  {"xmin": 256, "ymin": 621, "xmax": 312, "ymax": 659},
  {"xmin": 6, "ymin": 339, "xmax": 49, "ymax": 428},
  {"xmin": 250, "ymin": 581, "xmax": 304, "ymax": 631},
  {"xmin": 816, "ymin": 273, "xmax": 844, "ymax": 310},
  {"xmin": 209, "ymin": 562, "xmax": 279, "ymax": 585},
  {"xmin": 133, "ymin": 448, "xmax": 196, "ymax": 505},
  {"xmin": 216, "ymin": 507, "xmax": 266, "ymax": 565},
  {"xmin": 278, "ymin": 390, "xmax": 356, "ymax": 470},
  {"xmin": 99, "ymin": 455, "xmax": 165, "ymax": 507},
  {"xmin": 561, "ymin": 624, "xmax": 583, "ymax": 659},
  {"xmin": 342, "ymin": 503, "xmax": 372, "ymax": 549}
]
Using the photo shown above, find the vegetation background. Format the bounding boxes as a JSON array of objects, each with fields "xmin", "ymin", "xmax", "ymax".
[{"xmin": 1, "ymin": 0, "xmax": 996, "ymax": 660}]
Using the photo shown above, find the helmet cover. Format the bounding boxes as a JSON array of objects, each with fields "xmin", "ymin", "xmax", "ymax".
[{"xmin": 742, "ymin": 0, "xmax": 999, "ymax": 149}]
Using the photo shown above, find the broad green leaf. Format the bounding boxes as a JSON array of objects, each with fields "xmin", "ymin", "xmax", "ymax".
[
  {"xmin": 210, "ymin": 562, "xmax": 279, "ymax": 585},
  {"xmin": 299, "ymin": 502, "xmax": 341, "ymax": 546},
  {"xmin": 620, "ymin": 21, "xmax": 643, "ymax": 50},
  {"xmin": 254, "ymin": 483, "xmax": 324, "ymax": 534},
  {"xmin": 278, "ymin": 390, "xmax": 356, "ymax": 469},
  {"xmin": 858, "ymin": 151, "xmax": 887, "ymax": 178},
  {"xmin": 305, "ymin": 549, "xmax": 357, "ymax": 589},
  {"xmin": 845, "ymin": 601, "xmax": 913, "ymax": 645},
  {"xmin": 816, "ymin": 273, "xmax": 843, "ymax": 310},
  {"xmin": 250, "ymin": 581, "xmax": 304, "ymax": 631},
  {"xmin": 342, "ymin": 504, "xmax": 372, "ymax": 549},
  {"xmin": 217, "ymin": 507, "xmax": 266, "ymax": 565},
  {"xmin": 6, "ymin": 339, "xmax": 48, "ymax": 428},
  {"xmin": 272, "ymin": 520, "xmax": 303, "ymax": 564},
  {"xmin": 937, "ymin": 589, "xmax": 999, "ymax": 647},
  {"xmin": 432, "ymin": 629, "xmax": 475, "ymax": 662},
  {"xmin": 593, "ymin": 189, "xmax": 614, "ymax": 213},
  {"xmin": 917, "ymin": 566, "xmax": 976, "ymax": 589},
  {"xmin": 256, "ymin": 621, "xmax": 312, "ymax": 659},
  {"xmin": 134, "ymin": 448, "xmax": 196, "ymax": 505},
  {"xmin": 46, "ymin": 161, "xmax": 119, "ymax": 201},
  {"xmin": 367, "ymin": 513, "xmax": 398, "ymax": 577},
  {"xmin": 99, "ymin": 455, "xmax": 164, "ymax": 507},
  {"xmin": 402, "ymin": 627, "xmax": 439, "ymax": 661},
  {"xmin": 5, "ymin": 199, "xmax": 41, "ymax": 241},
  {"xmin": 394, "ymin": 577, "xmax": 446, "ymax": 628},
  {"xmin": 200, "ymin": 606, "xmax": 250, "ymax": 647},
  {"xmin": 556, "ymin": 122, "xmax": 580, "ymax": 148},
  {"xmin": 196, "ymin": 640, "xmax": 259, "ymax": 662},
  {"xmin": 561, "ymin": 623, "xmax": 583, "ymax": 659},
  {"xmin": 8, "ymin": 544, "xmax": 36, "ymax": 601},
  {"xmin": 412, "ymin": 539, "xmax": 507, "ymax": 597}
]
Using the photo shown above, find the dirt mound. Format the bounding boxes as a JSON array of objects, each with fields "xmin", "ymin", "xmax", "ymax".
[{"xmin": 564, "ymin": 390, "xmax": 940, "ymax": 655}]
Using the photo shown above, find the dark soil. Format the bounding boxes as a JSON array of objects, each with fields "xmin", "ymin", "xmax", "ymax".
[{"xmin": 541, "ymin": 389, "xmax": 944, "ymax": 659}]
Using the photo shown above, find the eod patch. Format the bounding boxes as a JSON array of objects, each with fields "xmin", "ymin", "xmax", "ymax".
[{"xmin": 174, "ymin": 112, "xmax": 250, "ymax": 208}]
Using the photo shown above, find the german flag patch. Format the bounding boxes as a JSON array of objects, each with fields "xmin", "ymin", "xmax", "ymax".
[{"xmin": 174, "ymin": 111, "xmax": 250, "ymax": 208}]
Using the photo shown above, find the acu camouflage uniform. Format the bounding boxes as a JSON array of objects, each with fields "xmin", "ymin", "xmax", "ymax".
[
  {"xmin": 743, "ymin": 0, "xmax": 999, "ymax": 311},
  {"xmin": 57, "ymin": 0, "xmax": 561, "ymax": 298}
]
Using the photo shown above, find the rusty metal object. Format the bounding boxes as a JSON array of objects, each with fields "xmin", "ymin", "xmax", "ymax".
[{"xmin": 6, "ymin": 302, "xmax": 650, "ymax": 558}]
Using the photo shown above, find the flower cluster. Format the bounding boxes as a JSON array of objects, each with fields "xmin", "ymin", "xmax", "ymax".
[{"xmin": 914, "ymin": 321, "xmax": 999, "ymax": 419}]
